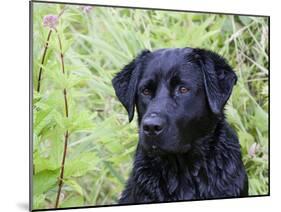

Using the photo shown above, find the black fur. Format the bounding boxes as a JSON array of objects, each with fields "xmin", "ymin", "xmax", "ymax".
[{"xmin": 112, "ymin": 48, "xmax": 248, "ymax": 204}]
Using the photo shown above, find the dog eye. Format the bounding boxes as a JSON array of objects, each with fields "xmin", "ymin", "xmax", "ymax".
[
  {"xmin": 142, "ymin": 88, "xmax": 152, "ymax": 96},
  {"xmin": 179, "ymin": 86, "xmax": 190, "ymax": 94}
]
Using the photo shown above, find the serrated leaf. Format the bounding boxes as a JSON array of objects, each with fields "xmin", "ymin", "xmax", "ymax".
[
  {"xmin": 46, "ymin": 128, "xmax": 65, "ymax": 170},
  {"xmin": 48, "ymin": 67, "xmax": 69, "ymax": 89},
  {"xmin": 104, "ymin": 141, "xmax": 123, "ymax": 154},
  {"xmin": 33, "ymin": 170, "xmax": 59, "ymax": 195},
  {"xmin": 34, "ymin": 155, "xmax": 59, "ymax": 174},
  {"xmin": 64, "ymin": 179, "xmax": 83, "ymax": 196},
  {"xmin": 34, "ymin": 108, "xmax": 56, "ymax": 136},
  {"xmin": 68, "ymin": 110, "xmax": 94, "ymax": 133},
  {"xmin": 33, "ymin": 194, "xmax": 45, "ymax": 209},
  {"xmin": 64, "ymin": 152, "xmax": 99, "ymax": 177}
]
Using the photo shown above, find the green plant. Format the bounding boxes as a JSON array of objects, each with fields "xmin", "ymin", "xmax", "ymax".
[{"xmin": 32, "ymin": 3, "xmax": 268, "ymax": 209}]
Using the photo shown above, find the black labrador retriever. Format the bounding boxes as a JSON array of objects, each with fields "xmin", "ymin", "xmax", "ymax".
[{"xmin": 112, "ymin": 48, "xmax": 248, "ymax": 204}]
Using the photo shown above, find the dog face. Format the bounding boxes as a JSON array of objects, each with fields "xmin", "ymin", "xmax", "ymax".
[{"xmin": 112, "ymin": 48, "xmax": 237, "ymax": 154}]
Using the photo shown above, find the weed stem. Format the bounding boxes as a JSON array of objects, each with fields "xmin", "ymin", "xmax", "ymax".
[
  {"xmin": 54, "ymin": 28, "xmax": 70, "ymax": 208},
  {"xmin": 36, "ymin": 7, "xmax": 66, "ymax": 93},
  {"xmin": 36, "ymin": 30, "xmax": 52, "ymax": 92}
]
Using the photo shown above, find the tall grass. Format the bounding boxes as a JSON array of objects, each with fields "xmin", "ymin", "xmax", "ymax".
[{"xmin": 32, "ymin": 3, "xmax": 268, "ymax": 209}]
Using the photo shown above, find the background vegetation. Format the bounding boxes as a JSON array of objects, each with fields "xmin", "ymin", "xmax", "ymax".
[{"xmin": 32, "ymin": 2, "xmax": 269, "ymax": 210}]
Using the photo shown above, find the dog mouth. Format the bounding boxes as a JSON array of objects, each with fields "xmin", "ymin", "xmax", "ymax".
[
  {"xmin": 145, "ymin": 145, "xmax": 166, "ymax": 155},
  {"xmin": 142, "ymin": 142, "xmax": 192, "ymax": 155},
  {"xmin": 150, "ymin": 145, "xmax": 163, "ymax": 154},
  {"xmin": 139, "ymin": 137, "xmax": 165, "ymax": 154},
  {"xmin": 140, "ymin": 127, "xmax": 192, "ymax": 155}
]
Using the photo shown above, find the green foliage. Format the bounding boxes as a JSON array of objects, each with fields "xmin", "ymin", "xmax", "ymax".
[{"xmin": 32, "ymin": 2, "xmax": 268, "ymax": 210}]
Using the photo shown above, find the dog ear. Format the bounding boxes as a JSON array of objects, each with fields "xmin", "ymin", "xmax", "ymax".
[
  {"xmin": 112, "ymin": 50, "xmax": 150, "ymax": 122},
  {"xmin": 194, "ymin": 49, "xmax": 237, "ymax": 115}
]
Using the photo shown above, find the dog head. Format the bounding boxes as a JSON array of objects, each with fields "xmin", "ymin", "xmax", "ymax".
[{"xmin": 112, "ymin": 48, "xmax": 237, "ymax": 154}]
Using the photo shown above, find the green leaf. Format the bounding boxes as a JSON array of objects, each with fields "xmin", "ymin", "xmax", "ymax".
[
  {"xmin": 222, "ymin": 18, "xmax": 233, "ymax": 33},
  {"xmin": 239, "ymin": 16, "xmax": 252, "ymax": 26},
  {"xmin": 226, "ymin": 106, "xmax": 245, "ymax": 132},
  {"xmin": 64, "ymin": 179, "xmax": 83, "ymax": 196},
  {"xmin": 33, "ymin": 170, "xmax": 59, "ymax": 195},
  {"xmin": 59, "ymin": 194, "xmax": 84, "ymax": 208},
  {"xmin": 34, "ymin": 107, "xmax": 56, "ymax": 136},
  {"xmin": 103, "ymin": 161, "xmax": 125, "ymax": 184},
  {"xmin": 253, "ymin": 107, "xmax": 268, "ymax": 133},
  {"xmin": 48, "ymin": 67, "xmax": 69, "ymax": 89},
  {"xmin": 68, "ymin": 110, "xmax": 95, "ymax": 133},
  {"xmin": 33, "ymin": 194, "xmax": 45, "ymax": 209},
  {"xmin": 34, "ymin": 155, "xmax": 60, "ymax": 174},
  {"xmin": 238, "ymin": 131, "xmax": 255, "ymax": 152},
  {"xmin": 62, "ymin": 38, "xmax": 74, "ymax": 53},
  {"xmin": 64, "ymin": 152, "xmax": 99, "ymax": 177},
  {"xmin": 105, "ymin": 141, "xmax": 123, "ymax": 154}
]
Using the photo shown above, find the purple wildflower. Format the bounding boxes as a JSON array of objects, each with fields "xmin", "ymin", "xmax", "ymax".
[
  {"xmin": 43, "ymin": 15, "xmax": 59, "ymax": 29},
  {"xmin": 248, "ymin": 143, "xmax": 259, "ymax": 157},
  {"xmin": 82, "ymin": 6, "xmax": 93, "ymax": 13}
]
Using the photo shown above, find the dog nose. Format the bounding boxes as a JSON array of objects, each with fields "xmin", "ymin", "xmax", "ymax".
[{"xmin": 142, "ymin": 115, "xmax": 165, "ymax": 136}]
